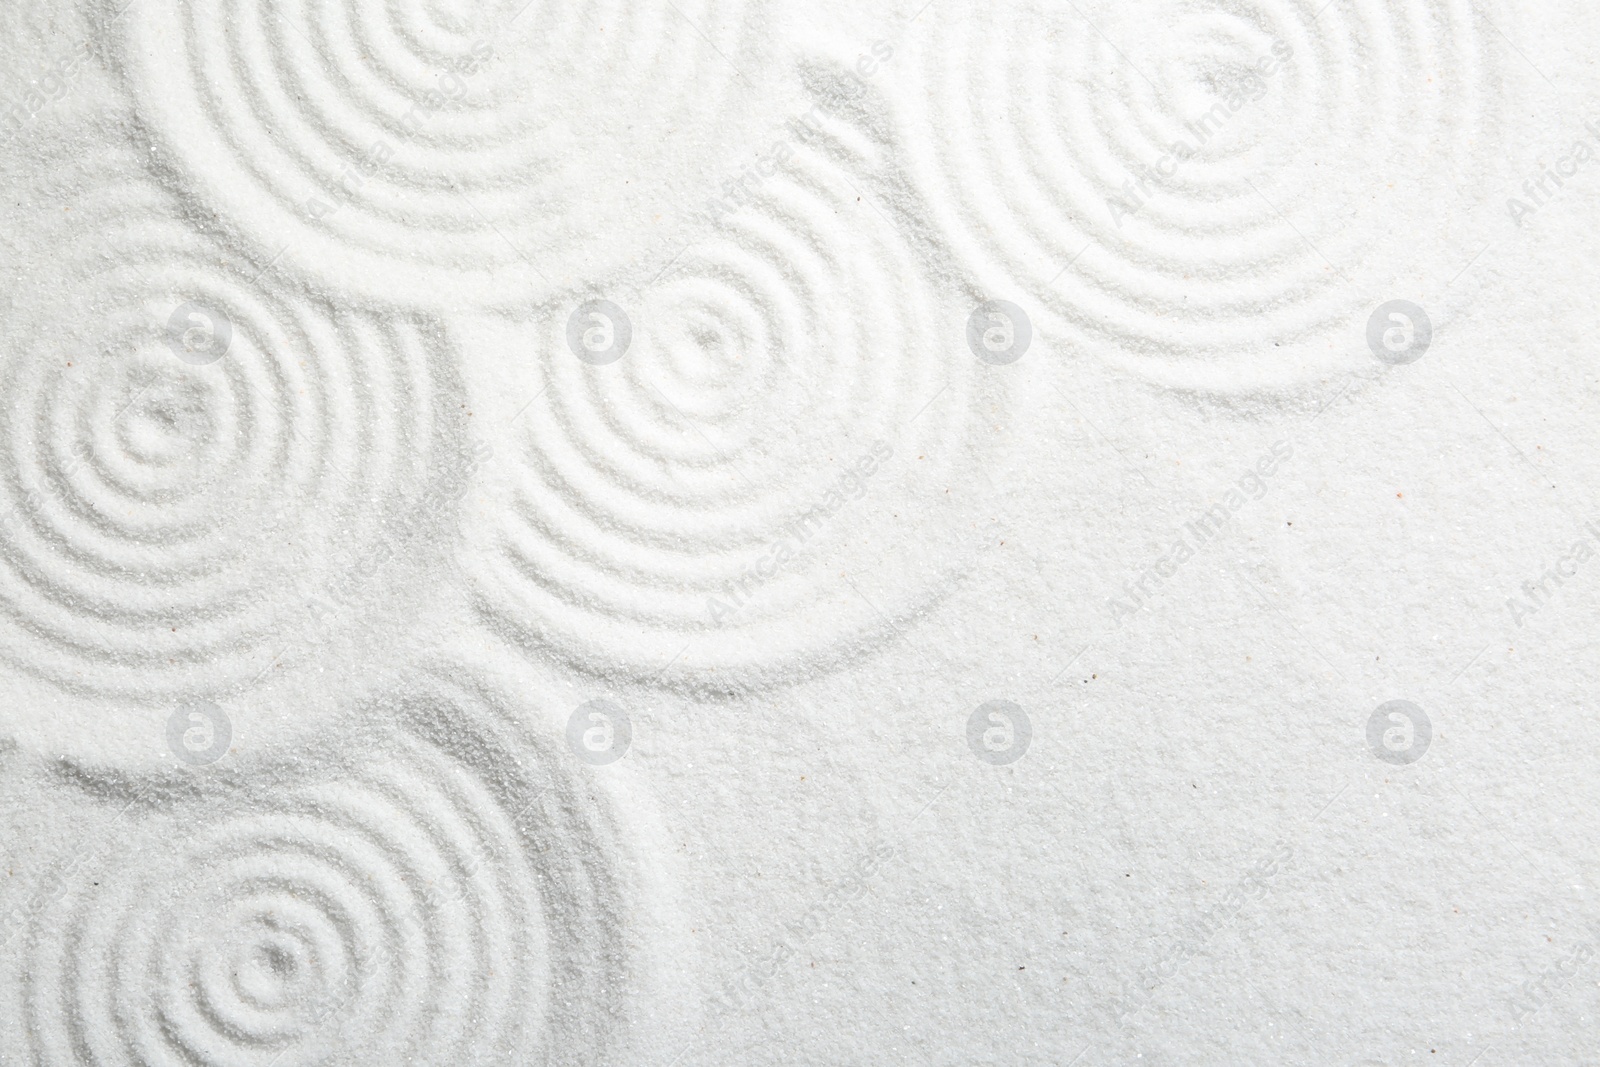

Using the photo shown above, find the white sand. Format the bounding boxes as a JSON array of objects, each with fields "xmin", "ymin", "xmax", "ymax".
[{"xmin": 1, "ymin": 0, "xmax": 1596, "ymax": 1064}]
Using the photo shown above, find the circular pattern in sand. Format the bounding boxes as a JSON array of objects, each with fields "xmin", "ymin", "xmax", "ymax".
[
  {"xmin": 894, "ymin": 0, "xmax": 1507, "ymax": 390},
  {"xmin": 0, "ymin": 157, "xmax": 460, "ymax": 700},
  {"xmin": 468, "ymin": 130, "xmax": 1006, "ymax": 693},
  {"xmin": 118, "ymin": 0, "xmax": 763, "ymax": 310},
  {"xmin": 18, "ymin": 674, "xmax": 626, "ymax": 1066}
]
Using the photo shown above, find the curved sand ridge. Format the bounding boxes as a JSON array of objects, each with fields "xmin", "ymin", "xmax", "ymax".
[
  {"xmin": 894, "ymin": 0, "xmax": 1506, "ymax": 390},
  {"xmin": 118, "ymin": 0, "xmax": 762, "ymax": 310},
  {"xmin": 0, "ymin": 157, "xmax": 460, "ymax": 700},
  {"xmin": 19, "ymin": 674, "xmax": 627, "ymax": 1066},
  {"xmin": 470, "ymin": 127, "xmax": 1005, "ymax": 693}
]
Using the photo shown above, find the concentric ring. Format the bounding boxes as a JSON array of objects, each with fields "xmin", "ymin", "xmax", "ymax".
[
  {"xmin": 0, "ymin": 149, "xmax": 462, "ymax": 700},
  {"xmin": 468, "ymin": 121, "xmax": 1008, "ymax": 693},
  {"xmin": 891, "ymin": 0, "xmax": 1511, "ymax": 390},
  {"xmin": 17, "ymin": 672, "xmax": 628, "ymax": 1066},
  {"xmin": 118, "ymin": 0, "xmax": 764, "ymax": 310}
]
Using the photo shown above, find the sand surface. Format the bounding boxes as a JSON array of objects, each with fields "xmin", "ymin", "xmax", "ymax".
[{"xmin": 1, "ymin": 1, "xmax": 1597, "ymax": 1064}]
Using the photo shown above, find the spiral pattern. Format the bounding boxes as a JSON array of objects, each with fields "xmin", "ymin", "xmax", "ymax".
[
  {"xmin": 468, "ymin": 124, "xmax": 1005, "ymax": 693},
  {"xmin": 0, "ymin": 151, "xmax": 461, "ymax": 700},
  {"xmin": 17, "ymin": 674, "xmax": 626, "ymax": 1066},
  {"xmin": 892, "ymin": 0, "xmax": 1509, "ymax": 390},
  {"xmin": 118, "ymin": 0, "xmax": 763, "ymax": 310}
]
